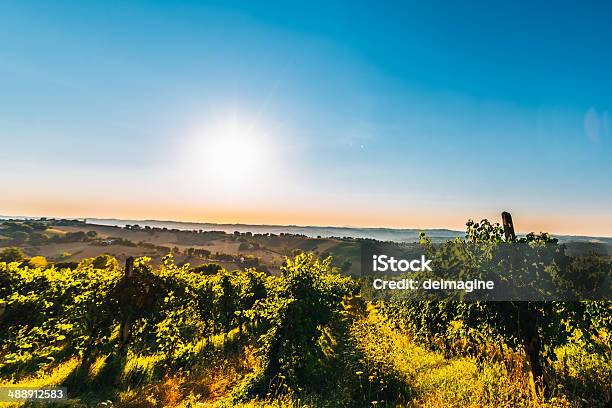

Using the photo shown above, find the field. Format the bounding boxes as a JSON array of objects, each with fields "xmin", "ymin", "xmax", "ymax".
[
  {"xmin": 0, "ymin": 218, "xmax": 610, "ymax": 407},
  {"xmin": 0, "ymin": 219, "xmax": 362, "ymax": 276}
]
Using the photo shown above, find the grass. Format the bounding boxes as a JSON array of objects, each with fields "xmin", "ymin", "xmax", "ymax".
[
  {"xmin": 343, "ymin": 305, "xmax": 536, "ymax": 407},
  {"xmin": 0, "ymin": 358, "xmax": 81, "ymax": 407},
  {"xmin": 1, "ymin": 303, "xmax": 608, "ymax": 407},
  {"xmin": 0, "ymin": 358, "xmax": 80, "ymax": 391}
]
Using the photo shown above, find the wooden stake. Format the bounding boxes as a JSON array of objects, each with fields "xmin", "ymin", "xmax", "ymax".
[
  {"xmin": 125, "ymin": 256, "xmax": 134, "ymax": 277},
  {"xmin": 120, "ymin": 256, "xmax": 136, "ymax": 348},
  {"xmin": 502, "ymin": 211, "xmax": 516, "ymax": 241}
]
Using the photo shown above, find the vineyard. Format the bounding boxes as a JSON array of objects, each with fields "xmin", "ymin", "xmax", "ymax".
[{"xmin": 0, "ymin": 220, "xmax": 610, "ymax": 407}]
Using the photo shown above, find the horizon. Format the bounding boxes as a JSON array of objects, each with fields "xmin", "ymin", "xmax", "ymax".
[
  {"xmin": 1, "ymin": 1, "xmax": 611, "ymax": 236},
  {"xmin": 2, "ymin": 212, "xmax": 612, "ymax": 240}
]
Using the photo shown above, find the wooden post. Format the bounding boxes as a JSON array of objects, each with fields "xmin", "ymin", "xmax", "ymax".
[
  {"xmin": 125, "ymin": 256, "xmax": 134, "ymax": 277},
  {"xmin": 501, "ymin": 211, "xmax": 516, "ymax": 241},
  {"xmin": 502, "ymin": 212, "xmax": 546, "ymax": 398},
  {"xmin": 120, "ymin": 257, "xmax": 135, "ymax": 348}
]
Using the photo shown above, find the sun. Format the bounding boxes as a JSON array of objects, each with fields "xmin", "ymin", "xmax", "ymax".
[
  {"xmin": 208, "ymin": 121, "xmax": 261, "ymax": 174},
  {"xmin": 187, "ymin": 116, "xmax": 273, "ymax": 193}
]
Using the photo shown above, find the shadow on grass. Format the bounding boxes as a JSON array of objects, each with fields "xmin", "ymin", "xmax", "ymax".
[{"xmin": 58, "ymin": 331, "xmax": 251, "ymax": 406}]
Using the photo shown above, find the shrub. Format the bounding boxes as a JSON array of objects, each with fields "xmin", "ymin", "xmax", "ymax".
[
  {"xmin": 238, "ymin": 253, "xmax": 358, "ymax": 398},
  {"xmin": 0, "ymin": 247, "xmax": 25, "ymax": 263},
  {"xmin": 28, "ymin": 256, "xmax": 48, "ymax": 268}
]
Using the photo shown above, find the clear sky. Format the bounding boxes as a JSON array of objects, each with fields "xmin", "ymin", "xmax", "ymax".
[{"xmin": 1, "ymin": 1, "xmax": 611, "ymax": 236}]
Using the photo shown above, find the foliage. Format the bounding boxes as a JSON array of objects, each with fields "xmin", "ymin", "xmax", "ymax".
[
  {"xmin": 0, "ymin": 247, "xmax": 25, "ymax": 263},
  {"xmin": 0, "ymin": 226, "xmax": 609, "ymax": 407},
  {"xmin": 233, "ymin": 253, "xmax": 358, "ymax": 399},
  {"xmin": 27, "ymin": 256, "xmax": 48, "ymax": 268},
  {"xmin": 380, "ymin": 219, "xmax": 611, "ymax": 400}
]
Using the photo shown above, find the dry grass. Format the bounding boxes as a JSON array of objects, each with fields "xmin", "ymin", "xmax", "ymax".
[
  {"xmin": 0, "ymin": 358, "xmax": 80, "ymax": 407},
  {"xmin": 349, "ymin": 305, "xmax": 541, "ymax": 407}
]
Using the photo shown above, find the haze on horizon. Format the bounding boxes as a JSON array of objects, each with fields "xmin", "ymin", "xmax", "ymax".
[{"xmin": 1, "ymin": 1, "xmax": 611, "ymax": 237}]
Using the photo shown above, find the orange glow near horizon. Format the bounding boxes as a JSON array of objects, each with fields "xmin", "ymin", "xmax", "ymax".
[{"xmin": 2, "ymin": 195, "xmax": 611, "ymax": 238}]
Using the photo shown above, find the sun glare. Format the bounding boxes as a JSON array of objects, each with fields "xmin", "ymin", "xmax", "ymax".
[{"xmin": 187, "ymin": 115, "xmax": 274, "ymax": 194}]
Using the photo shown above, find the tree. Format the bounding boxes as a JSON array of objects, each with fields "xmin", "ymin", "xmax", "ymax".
[
  {"xmin": 29, "ymin": 233, "xmax": 49, "ymax": 245},
  {"xmin": 0, "ymin": 247, "xmax": 25, "ymax": 262},
  {"xmin": 28, "ymin": 256, "xmax": 48, "ymax": 268},
  {"xmin": 11, "ymin": 231, "xmax": 28, "ymax": 245}
]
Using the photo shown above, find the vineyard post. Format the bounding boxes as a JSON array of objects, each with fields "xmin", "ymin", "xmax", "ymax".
[
  {"xmin": 0, "ymin": 300, "xmax": 6, "ymax": 320},
  {"xmin": 501, "ymin": 211, "xmax": 545, "ymax": 399},
  {"xmin": 120, "ymin": 257, "xmax": 135, "ymax": 348},
  {"xmin": 501, "ymin": 211, "xmax": 516, "ymax": 241},
  {"xmin": 125, "ymin": 256, "xmax": 135, "ymax": 277}
]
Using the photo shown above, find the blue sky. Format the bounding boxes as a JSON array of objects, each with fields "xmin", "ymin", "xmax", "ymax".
[{"xmin": 1, "ymin": 1, "xmax": 611, "ymax": 235}]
